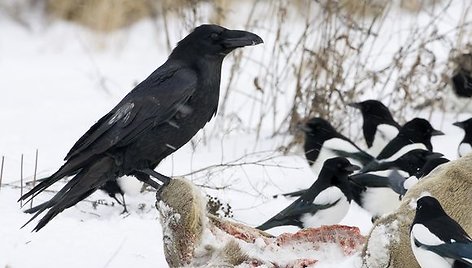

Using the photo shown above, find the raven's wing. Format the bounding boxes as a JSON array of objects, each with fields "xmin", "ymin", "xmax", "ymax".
[{"xmin": 64, "ymin": 65, "xmax": 197, "ymax": 161}]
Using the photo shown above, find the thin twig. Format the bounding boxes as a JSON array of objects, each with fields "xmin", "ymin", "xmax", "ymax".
[
  {"xmin": 30, "ymin": 149, "xmax": 38, "ymax": 209},
  {"xmin": 20, "ymin": 154, "xmax": 23, "ymax": 207},
  {"xmin": 0, "ymin": 156, "xmax": 4, "ymax": 191}
]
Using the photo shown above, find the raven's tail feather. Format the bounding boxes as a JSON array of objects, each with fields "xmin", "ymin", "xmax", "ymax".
[{"xmin": 23, "ymin": 157, "xmax": 117, "ymax": 231}]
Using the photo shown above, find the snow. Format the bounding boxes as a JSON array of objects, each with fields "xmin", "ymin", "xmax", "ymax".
[{"xmin": 0, "ymin": 1, "xmax": 471, "ymax": 267}]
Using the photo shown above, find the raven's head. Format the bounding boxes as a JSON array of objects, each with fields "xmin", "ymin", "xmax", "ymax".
[{"xmin": 171, "ymin": 24, "xmax": 263, "ymax": 61}]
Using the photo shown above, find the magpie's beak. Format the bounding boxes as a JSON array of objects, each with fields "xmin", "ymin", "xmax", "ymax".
[
  {"xmin": 453, "ymin": 121, "xmax": 464, "ymax": 129},
  {"xmin": 345, "ymin": 164, "xmax": 361, "ymax": 172},
  {"xmin": 427, "ymin": 152, "xmax": 444, "ymax": 159},
  {"xmin": 221, "ymin": 30, "xmax": 263, "ymax": 48},
  {"xmin": 347, "ymin": 102, "xmax": 361, "ymax": 109},
  {"xmin": 297, "ymin": 123, "xmax": 312, "ymax": 133},
  {"xmin": 431, "ymin": 129, "xmax": 445, "ymax": 136}
]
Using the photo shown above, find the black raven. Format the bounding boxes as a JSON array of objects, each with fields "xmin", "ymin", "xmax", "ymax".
[{"xmin": 19, "ymin": 24, "xmax": 263, "ymax": 231}]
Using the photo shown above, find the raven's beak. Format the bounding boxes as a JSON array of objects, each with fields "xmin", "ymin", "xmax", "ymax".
[
  {"xmin": 453, "ymin": 121, "xmax": 464, "ymax": 129},
  {"xmin": 431, "ymin": 129, "xmax": 445, "ymax": 136},
  {"xmin": 221, "ymin": 30, "xmax": 263, "ymax": 48},
  {"xmin": 347, "ymin": 102, "xmax": 361, "ymax": 109},
  {"xmin": 345, "ymin": 164, "xmax": 361, "ymax": 172}
]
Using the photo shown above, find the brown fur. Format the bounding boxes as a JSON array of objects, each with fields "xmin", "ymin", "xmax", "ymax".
[{"xmin": 362, "ymin": 154, "xmax": 472, "ymax": 268}]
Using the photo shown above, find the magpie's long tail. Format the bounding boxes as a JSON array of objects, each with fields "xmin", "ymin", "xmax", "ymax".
[
  {"xmin": 256, "ymin": 219, "xmax": 287, "ymax": 231},
  {"xmin": 21, "ymin": 157, "xmax": 117, "ymax": 231}
]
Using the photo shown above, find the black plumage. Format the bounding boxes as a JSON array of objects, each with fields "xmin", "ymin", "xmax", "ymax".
[
  {"xmin": 19, "ymin": 24, "xmax": 263, "ymax": 231},
  {"xmin": 360, "ymin": 149, "xmax": 443, "ymax": 176},
  {"xmin": 348, "ymin": 100, "xmax": 401, "ymax": 148},
  {"xmin": 453, "ymin": 118, "xmax": 472, "ymax": 157},
  {"xmin": 410, "ymin": 196, "xmax": 472, "ymax": 268},
  {"xmin": 376, "ymin": 118, "xmax": 444, "ymax": 161},
  {"xmin": 257, "ymin": 157, "xmax": 359, "ymax": 231},
  {"xmin": 301, "ymin": 117, "xmax": 374, "ymax": 168}
]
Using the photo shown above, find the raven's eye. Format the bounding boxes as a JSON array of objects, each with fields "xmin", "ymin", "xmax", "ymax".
[{"xmin": 210, "ymin": 33, "xmax": 219, "ymax": 40}]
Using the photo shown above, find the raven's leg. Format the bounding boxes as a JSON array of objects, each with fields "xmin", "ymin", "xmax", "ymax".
[
  {"xmin": 110, "ymin": 194, "xmax": 128, "ymax": 213},
  {"xmin": 119, "ymin": 194, "xmax": 128, "ymax": 214}
]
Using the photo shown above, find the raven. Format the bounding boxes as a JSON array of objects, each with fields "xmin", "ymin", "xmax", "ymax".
[{"xmin": 19, "ymin": 24, "xmax": 263, "ymax": 231}]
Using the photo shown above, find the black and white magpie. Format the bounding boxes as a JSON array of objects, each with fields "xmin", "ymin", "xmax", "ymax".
[
  {"xmin": 402, "ymin": 156, "xmax": 449, "ymax": 193},
  {"xmin": 453, "ymin": 118, "xmax": 472, "ymax": 157},
  {"xmin": 348, "ymin": 100, "xmax": 401, "ymax": 155},
  {"xmin": 360, "ymin": 149, "xmax": 444, "ymax": 176},
  {"xmin": 257, "ymin": 157, "xmax": 359, "ymax": 231},
  {"xmin": 376, "ymin": 118, "xmax": 444, "ymax": 161},
  {"xmin": 301, "ymin": 117, "xmax": 374, "ymax": 175},
  {"xmin": 410, "ymin": 196, "xmax": 472, "ymax": 268}
]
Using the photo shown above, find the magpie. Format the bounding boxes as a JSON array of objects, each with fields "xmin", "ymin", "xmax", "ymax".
[
  {"xmin": 403, "ymin": 157, "xmax": 449, "ymax": 192},
  {"xmin": 376, "ymin": 118, "xmax": 444, "ymax": 161},
  {"xmin": 301, "ymin": 117, "xmax": 374, "ymax": 175},
  {"xmin": 280, "ymin": 154, "xmax": 448, "ymax": 220},
  {"xmin": 360, "ymin": 149, "xmax": 444, "ymax": 176},
  {"xmin": 451, "ymin": 54, "xmax": 472, "ymax": 98},
  {"xmin": 19, "ymin": 24, "xmax": 263, "ymax": 231},
  {"xmin": 348, "ymin": 100, "xmax": 401, "ymax": 155},
  {"xmin": 257, "ymin": 157, "xmax": 359, "ymax": 231},
  {"xmin": 410, "ymin": 196, "xmax": 472, "ymax": 268},
  {"xmin": 453, "ymin": 118, "xmax": 472, "ymax": 157}
]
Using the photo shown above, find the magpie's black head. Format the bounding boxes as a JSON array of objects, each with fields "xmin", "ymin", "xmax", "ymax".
[
  {"xmin": 393, "ymin": 149, "xmax": 443, "ymax": 176},
  {"xmin": 348, "ymin": 100, "xmax": 400, "ymax": 128},
  {"xmin": 170, "ymin": 24, "xmax": 263, "ymax": 61},
  {"xmin": 300, "ymin": 117, "xmax": 339, "ymax": 140},
  {"xmin": 453, "ymin": 117, "xmax": 472, "ymax": 132},
  {"xmin": 323, "ymin": 157, "xmax": 361, "ymax": 176},
  {"xmin": 414, "ymin": 196, "xmax": 446, "ymax": 223},
  {"xmin": 300, "ymin": 118, "xmax": 344, "ymax": 165},
  {"xmin": 415, "ymin": 157, "xmax": 449, "ymax": 178},
  {"xmin": 399, "ymin": 118, "xmax": 443, "ymax": 148},
  {"xmin": 320, "ymin": 157, "xmax": 360, "ymax": 200}
]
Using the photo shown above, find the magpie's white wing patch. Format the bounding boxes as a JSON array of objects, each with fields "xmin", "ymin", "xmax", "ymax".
[
  {"xmin": 380, "ymin": 143, "xmax": 427, "ymax": 162},
  {"xmin": 412, "ymin": 224, "xmax": 444, "ymax": 246},
  {"xmin": 313, "ymin": 186, "xmax": 343, "ymax": 205}
]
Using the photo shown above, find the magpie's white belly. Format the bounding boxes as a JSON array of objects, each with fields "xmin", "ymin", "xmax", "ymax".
[
  {"xmin": 300, "ymin": 187, "xmax": 350, "ymax": 228},
  {"xmin": 410, "ymin": 224, "xmax": 454, "ymax": 268},
  {"xmin": 459, "ymin": 143, "xmax": 472, "ymax": 157},
  {"xmin": 361, "ymin": 187, "xmax": 400, "ymax": 218},
  {"xmin": 310, "ymin": 138, "xmax": 363, "ymax": 176},
  {"xmin": 369, "ymin": 124, "xmax": 399, "ymax": 156}
]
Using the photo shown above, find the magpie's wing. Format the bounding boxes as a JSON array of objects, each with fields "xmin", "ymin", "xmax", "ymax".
[
  {"xmin": 64, "ymin": 64, "xmax": 197, "ymax": 162},
  {"xmin": 415, "ymin": 239, "xmax": 472, "ymax": 266},
  {"xmin": 256, "ymin": 198, "xmax": 339, "ymax": 230},
  {"xmin": 376, "ymin": 137, "xmax": 407, "ymax": 160},
  {"xmin": 273, "ymin": 189, "xmax": 307, "ymax": 198},
  {"xmin": 329, "ymin": 148, "xmax": 374, "ymax": 166}
]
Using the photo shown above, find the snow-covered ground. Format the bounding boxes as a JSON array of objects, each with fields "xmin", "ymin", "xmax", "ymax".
[{"xmin": 1, "ymin": 2, "xmax": 472, "ymax": 267}]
